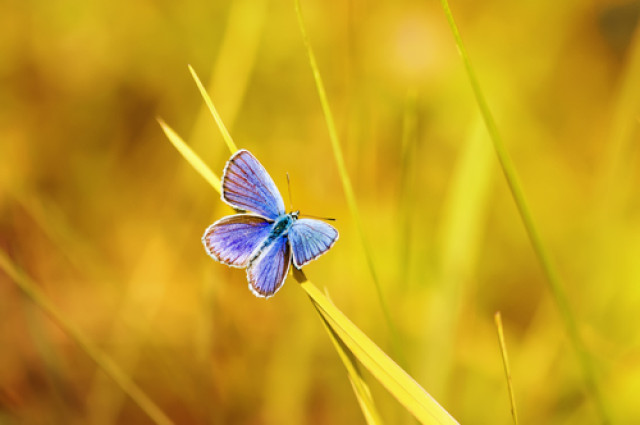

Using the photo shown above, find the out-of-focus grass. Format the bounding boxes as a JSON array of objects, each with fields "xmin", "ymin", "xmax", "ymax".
[
  {"xmin": 1, "ymin": 0, "xmax": 640, "ymax": 424},
  {"xmin": 0, "ymin": 252, "xmax": 174, "ymax": 425},
  {"xmin": 439, "ymin": 0, "xmax": 608, "ymax": 421}
]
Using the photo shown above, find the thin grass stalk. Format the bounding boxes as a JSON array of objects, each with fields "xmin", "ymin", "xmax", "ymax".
[
  {"xmin": 494, "ymin": 312, "xmax": 519, "ymax": 425},
  {"xmin": 188, "ymin": 65, "xmax": 238, "ymax": 154},
  {"xmin": 0, "ymin": 252, "xmax": 174, "ymax": 425},
  {"xmin": 293, "ymin": 0, "xmax": 406, "ymax": 367},
  {"xmin": 439, "ymin": 1, "xmax": 609, "ymax": 422}
]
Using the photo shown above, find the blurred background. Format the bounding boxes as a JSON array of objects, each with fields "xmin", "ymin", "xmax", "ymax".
[{"xmin": 1, "ymin": 0, "xmax": 639, "ymax": 423}]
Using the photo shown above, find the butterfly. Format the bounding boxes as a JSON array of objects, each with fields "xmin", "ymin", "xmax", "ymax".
[{"xmin": 202, "ymin": 149, "xmax": 339, "ymax": 298}]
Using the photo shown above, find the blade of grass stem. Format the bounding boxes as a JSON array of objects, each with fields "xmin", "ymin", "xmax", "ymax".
[
  {"xmin": 157, "ymin": 118, "xmax": 221, "ymax": 193},
  {"xmin": 294, "ymin": 269, "xmax": 459, "ymax": 425},
  {"xmin": 438, "ymin": 1, "xmax": 609, "ymax": 422},
  {"xmin": 315, "ymin": 300, "xmax": 384, "ymax": 425},
  {"xmin": 188, "ymin": 65, "xmax": 238, "ymax": 154},
  {"xmin": 0, "ymin": 251, "xmax": 174, "ymax": 425},
  {"xmin": 293, "ymin": 0, "xmax": 406, "ymax": 367},
  {"xmin": 494, "ymin": 312, "xmax": 519, "ymax": 425}
]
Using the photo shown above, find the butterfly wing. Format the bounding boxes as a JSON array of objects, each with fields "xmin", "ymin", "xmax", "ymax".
[
  {"xmin": 247, "ymin": 235, "xmax": 291, "ymax": 298},
  {"xmin": 289, "ymin": 219, "xmax": 339, "ymax": 269},
  {"xmin": 202, "ymin": 214, "xmax": 273, "ymax": 268},
  {"xmin": 222, "ymin": 149, "xmax": 285, "ymax": 220}
]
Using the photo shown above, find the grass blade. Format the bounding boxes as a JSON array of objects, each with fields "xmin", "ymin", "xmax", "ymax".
[
  {"xmin": 187, "ymin": 65, "xmax": 238, "ymax": 155},
  {"xmin": 293, "ymin": 0, "xmax": 406, "ymax": 367},
  {"xmin": 0, "ymin": 251, "xmax": 174, "ymax": 425},
  {"xmin": 157, "ymin": 118, "xmax": 221, "ymax": 192},
  {"xmin": 315, "ymin": 300, "xmax": 384, "ymax": 425},
  {"xmin": 294, "ymin": 269, "xmax": 459, "ymax": 425},
  {"xmin": 494, "ymin": 312, "xmax": 519, "ymax": 425},
  {"xmin": 439, "ymin": 1, "xmax": 609, "ymax": 422}
]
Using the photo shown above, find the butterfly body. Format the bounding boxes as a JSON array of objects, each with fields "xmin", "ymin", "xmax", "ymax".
[
  {"xmin": 203, "ymin": 150, "xmax": 338, "ymax": 298},
  {"xmin": 264, "ymin": 212, "xmax": 298, "ymax": 246},
  {"xmin": 250, "ymin": 211, "xmax": 297, "ymax": 262}
]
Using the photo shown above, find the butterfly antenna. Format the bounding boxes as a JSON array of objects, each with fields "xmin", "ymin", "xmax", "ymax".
[
  {"xmin": 286, "ymin": 172, "xmax": 294, "ymax": 211},
  {"xmin": 299, "ymin": 213, "xmax": 336, "ymax": 222}
]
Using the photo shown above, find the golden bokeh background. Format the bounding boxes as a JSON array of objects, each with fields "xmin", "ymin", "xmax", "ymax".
[{"xmin": 1, "ymin": 0, "xmax": 639, "ymax": 423}]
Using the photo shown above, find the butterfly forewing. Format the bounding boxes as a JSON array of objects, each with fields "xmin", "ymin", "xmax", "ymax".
[
  {"xmin": 222, "ymin": 150, "xmax": 285, "ymax": 220},
  {"xmin": 247, "ymin": 235, "xmax": 291, "ymax": 298},
  {"xmin": 202, "ymin": 214, "xmax": 273, "ymax": 268},
  {"xmin": 289, "ymin": 218, "xmax": 339, "ymax": 268}
]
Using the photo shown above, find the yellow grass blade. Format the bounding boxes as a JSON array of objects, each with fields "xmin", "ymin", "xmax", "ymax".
[
  {"xmin": 315, "ymin": 294, "xmax": 384, "ymax": 425},
  {"xmin": 494, "ymin": 312, "xmax": 519, "ymax": 425},
  {"xmin": 0, "ymin": 251, "xmax": 174, "ymax": 425},
  {"xmin": 293, "ymin": 0, "xmax": 405, "ymax": 366},
  {"xmin": 294, "ymin": 270, "xmax": 459, "ymax": 425},
  {"xmin": 157, "ymin": 117, "xmax": 221, "ymax": 192},
  {"xmin": 188, "ymin": 65, "xmax": 238, "ymax": 154}
]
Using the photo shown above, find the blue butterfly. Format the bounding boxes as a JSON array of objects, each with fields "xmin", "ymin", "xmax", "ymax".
[{"xmin": 202, "ymin": 149, "xmax": 339, "ymax": 298}]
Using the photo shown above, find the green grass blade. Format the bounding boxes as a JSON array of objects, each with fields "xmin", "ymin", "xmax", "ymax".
[
  {"xmin": 0, "ymin": 251, "xmax": 174, "ymax": 425},
  {"xmin": 294, "ymin": 270, "xmax": 459, "ymax": 425},
  {"xmin": 494, "ymin": 312, "xmax": 519, "ymax": 425},
  {"xmin": 439, "ymin": 1, "xmax": 610, "ymax": 422},
  {"xmin": 157, "ymin": 118, "xmax": 221, "ymax": 192},
  {"xmin": 293, "ymin": 0, "xmax": 405, "ymax": 367},
  {"xmin": 188, "ymin": 65, "xmax": 238, "ymax": 155}
]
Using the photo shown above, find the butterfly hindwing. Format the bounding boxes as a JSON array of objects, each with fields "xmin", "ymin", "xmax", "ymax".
[
  {"xmin": 222, "ymin": 150, "xmax": 285, "ymax": 220},
  {"xmin": 247, "ymin": 235, "xmax": 291, "ymax": 298},
  {"xmin": 289, "ymin": 218, "xmax": 339, "ymax": 268},
  {"xmin": 202, "ymin": 214, "xmax": 273, "ymax": 268}
]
